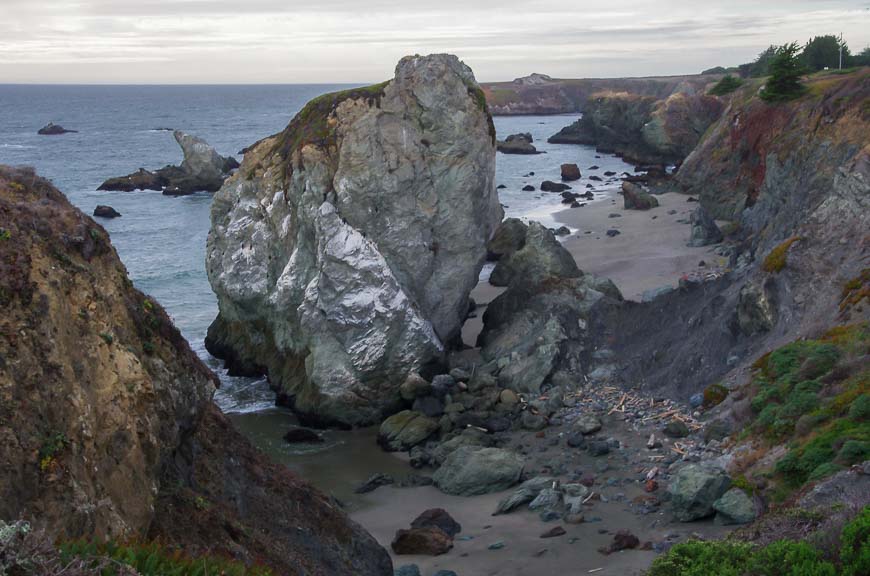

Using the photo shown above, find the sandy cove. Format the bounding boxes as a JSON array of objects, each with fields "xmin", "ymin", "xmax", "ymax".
[
  {"xmin": 555, "ymin": 191, "xmax": 727, "ymax": 301},
  {"xmin": 348, "ymin": 190, "xmax": 735, "ymax": 576}
]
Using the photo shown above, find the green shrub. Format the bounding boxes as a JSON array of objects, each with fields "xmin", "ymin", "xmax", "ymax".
[
  {"xmin": 849, "ymin": 394, "xmax": 870, "ymax": 421},
  {"xmin": 761, "ymin": 43, "xmax": 808, "ymax": 102},
  {"xmin": 647, "ymin": 539, "xmax": 836, "ymax": 576},
  {"xmin": 99, "ymin": 332, "xmax": 114, "ymax": 345},
  {"xmin": 59, "ymin": 541, "xmax": 274, "ymax": 576},
  {"xmin": 709, "ymin": 75, "xmax": 744, "ymax": 96},
  {"xmin": 840, "ymin": 507, "xmax": 870, "ymax": 576}
]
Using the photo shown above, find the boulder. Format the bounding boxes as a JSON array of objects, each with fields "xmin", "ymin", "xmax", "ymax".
[
  {"xmin": 205, "ymin": 54, "xmax": 502, "ymax": 427},
  {"xmin": 395, "ymin": 565, "xmax": 422, "ymax": 576},
  {"xmin": 663, "ymin": 419, "xmax": 690, "ymax": 438},
  {"xmin": 489, "ymin": 222, "xmax": 580, "ymax": 287},
  {"xmin": 713, "ymin": 488, "xmax": 756, "ymax": 525},
  {"xmin": 355, "ymin": 473, "xmax": 395, "ymax": 494},
  {"xmin": 573, "ymin": 413, "xmax": 602, "ymax": 435},
  {"xmin": 622, "ymin": 181, "xmax": 659, "ymax": 210},
  {"xmin": 561, "ymin": 163, "xmax": 581, "ymax": 181},
  {"xmin": 487, "ymin": 218, "xmax": 528, "ymax": 261},
  {"xmin": 737, "ymin": 281, "xmax": 776, "ymax": 335},
  {"xmin": 391, "ymin": 527, "xmax": 453, "ymax": 555},
  {"xmin": 431, "ymin": 428, "xmax": 495, "ymax": 465},
  {"xmin": 528, "ymin": 488, "xmax": 561, "ymax": 511},
  {"xmin": 433, "ymin": 446, "xmax": 524, "ymax": 496},
  {"xmin": 522, "ymin": 184, "xmax": 536, "ymax": 191},
  {"xmin": 668, "ymin": 464, "xmax": 731, "ymax": 521},
  {"xmin": 688, "ymin": 206, "xmax": 723, "ymax": 247},
  {"xmin": 98, "ymin": 131, "xmax": 237, "ymax": 195},
  {"xmin": 400, "ymin": 373, "xmax": 432, "ymax": 401},
  {"xmin": 93, "ymin": 205, "xmax": 121, "ymax": 218},
  {"xmin": 37, "ymin": 122, "xmax": 76, "ymax": 135},
  {"xmin": 497, "ymin": 133, "xmax": 542, "ymax": 155},
  {"xmin": 283, "ymin": 425, "xmax": 324, "ymax": 443},
  {"xmin": 378, "ymin": 410, "xmax": 439, "ymax": 452},
  {"xmin": 411, "ymin": 508, "xmax": 461, "ymax": 537},
  {"xmin": 541, "ymin": 180, "xmax": 571, "ymax": 193}
]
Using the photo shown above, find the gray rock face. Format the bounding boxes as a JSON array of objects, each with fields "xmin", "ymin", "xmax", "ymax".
[
  {"xmin": 479, "ymin": 275, "xmax": 619, "ymax": 393},
  {"xmin": 433, "ymin": 446, "xmax": 524, "ymax": 496},
  {"xmin": 486, "ymin": 218, "xmax": 528, "ymax": 261},
  {"xmin": 713, "ymin": 488, "xmax": 756, "ymax": 525},
  {"xmin": 489, "ymin": 222, "xmax": 581, "ymax": 287},
  {"xmin": 174, "ymin": 130, "xmax": 227, "ymax": 187},
  {"xmin": 737, "ymin": 280, "xmax": 776, "ymax": 335},
  {"xmin": 688, "ymin": 206, "xmax": 723, "ymax": 247},
  {"xmin": 669, "ymin": 464, "xmax": 731, "ymax": 521},
  {"xmin": 206, "ymin": 54, "xmax": 502, "ymax": 426}
]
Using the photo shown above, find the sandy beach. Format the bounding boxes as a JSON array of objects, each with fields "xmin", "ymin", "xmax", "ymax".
[
  {"xmin": 351, "ymin": 409, "xmax": 732, "ymax": 576},
  {"xmin": 554, "ymin": 192, "xmax": 727, "ymax": 301}
]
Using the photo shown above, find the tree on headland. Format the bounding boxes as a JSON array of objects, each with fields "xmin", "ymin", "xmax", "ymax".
[
  {"xmin": 853, "ymin": 47, "xmax": 870, "ymax": 67},
  {"xmin": 708, "ymin": 75, "xmax": 743, "ymax": 96},
  {"xmin": 760, "ymin": 43, "xmax": 807, "ymax": 102},
  {"xmin": 802, "ymin": 35, "xmax": 851, "ymax": 71},
  {"xmin": 739, "ymin": 45, "xmax": 777, "ymax": 78}
]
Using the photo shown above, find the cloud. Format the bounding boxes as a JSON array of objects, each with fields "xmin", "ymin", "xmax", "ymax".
[{"xmin": 0, "ymin": 0, "xmax": 868, "ymax": 82}]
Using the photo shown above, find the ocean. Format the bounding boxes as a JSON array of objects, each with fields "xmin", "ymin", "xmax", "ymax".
[{"xmin": 0, "ymin": 84, "xmax": 632, "ymax": 488}]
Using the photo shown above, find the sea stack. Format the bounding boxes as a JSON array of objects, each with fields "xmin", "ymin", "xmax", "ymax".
[{"xmin": 205, "ymin": 54, "xmax": 503, "ymax": 427}]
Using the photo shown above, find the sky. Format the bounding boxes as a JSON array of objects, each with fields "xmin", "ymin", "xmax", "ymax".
[{"xmin": 1, "ymin": 0, "xmax": 869, "ymax": 84}]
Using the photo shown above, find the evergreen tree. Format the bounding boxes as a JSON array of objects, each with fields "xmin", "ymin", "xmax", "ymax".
[
  {"xmin": 760, "ymin": 43, "xmax": 807, "ymax": 102},
  {"xmin": 708, "ymin": 75, "xmax": 743, "ymax": 96},
  {"xmin": 802, "ymin": 35, "xmax": 851, "ymax": 71}
]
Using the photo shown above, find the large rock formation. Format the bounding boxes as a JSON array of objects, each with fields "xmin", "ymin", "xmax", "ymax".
[
  {"xmin": 0, "ymin": 166, "xmax": 392, "ymax": 575},
  {"xmin": 548, "ymin": 90, "xmax": 723, "ymax": 165},
  {"xmin": 206, "ymin": 54, "xmax": 502, "ymax": 427},
  {"xmin": 98, "ymin": 130, "xmax": 239, "ymax": 195}
]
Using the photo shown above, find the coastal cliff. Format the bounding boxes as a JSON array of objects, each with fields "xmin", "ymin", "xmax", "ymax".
[
  {"xmin": 601, "ymin": 67, "xmax": 869, "ymax": 403},
  {"xmin": 205, "ymin": 54, "xmax": 503, "ymax": 427},
  {"xmin": 548, "ymin": 89, "xmax": 724, "ymax": 165},
  {"xmin": 0, "ymin": 166, "xmax": 392, "ymax": 575},
  {"xmin": 481, "ymin": 73, "xmax": 720, "ymax": 115}
]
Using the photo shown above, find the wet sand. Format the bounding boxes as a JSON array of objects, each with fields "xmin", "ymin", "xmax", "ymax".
[
  {"xmin": 351, "ymin": 410, "xmax": 732, "ymax": 576},
  {"xmin": 554, "ymin": 192, "xmax": 726, "ymax": 301}
]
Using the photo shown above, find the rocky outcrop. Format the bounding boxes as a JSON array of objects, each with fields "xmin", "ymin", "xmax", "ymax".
[
  {"xmin": 489, "ymin": 222, "xmax": 580, "ymax": 287},
  {"xmin": 37, "ymin": 122, "xmax": 76, "ymax": 135},
  {"xmin": 486, "ymin": 218, "xmax": 528, "ymax": 261},
  {"xmin": 0, "ymin": 166, "xmax": 392, "ymax": 575},
  {"xmin": 687, "ymin": 206, "xmax": 723, "ymax": 246},
  {"xmin": 98, "ymin": 131, "xmax": 238, "ymax": 195},
  {"xmin": 206, "ymin": 54, "xmax": 502, "ymax": 427},
  {"xmin": 93, "ymin": 205, "xmax": 121, "ymax": 218},
  {"xmin": 496, "ymin": 133, "xmax": 542, "ymax": 154},
  {"xmin": 548, "ymin": 90, "xmax": 723, "ymax": 165},
  {"xmin": 622, "ymin": 181, "xmax": 659, "ymax": 210}
]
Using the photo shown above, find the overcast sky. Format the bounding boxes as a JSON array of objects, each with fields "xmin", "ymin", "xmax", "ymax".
[{"xmin": 1, "ymin": 0, "xmax": 868, "ymax": 84}]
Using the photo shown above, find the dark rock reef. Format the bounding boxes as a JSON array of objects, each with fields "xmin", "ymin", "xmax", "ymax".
[
  {"xmin": 98, "ymin": 130, "xmax": 239, "ymax": 195},
  {"xmin": 496, "ymin": 133, "xmax": 543, "ymax": 155},
  {"xmin": 37, "ymin": 122, "xmax": 76, "ymax": 135},
  {"xmin": 0, "ymin": 166, "xmax": 392, "ymax": 576}
]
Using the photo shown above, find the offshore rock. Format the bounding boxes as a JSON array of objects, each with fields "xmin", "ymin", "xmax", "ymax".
[
  {"xmin": 98, "ymin": 131, "xmax": 238, "ymax": 195},
  {"xmin": 206, "ymin": 54, "xmax": 502, "ymax": 426}
]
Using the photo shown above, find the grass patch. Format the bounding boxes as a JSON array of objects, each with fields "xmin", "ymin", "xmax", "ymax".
[
  {"xmin": 747, "ymin": 323, "xmax": 869, "ymax": 490},
  {"xmin": 59, "ymin": 540, "xmax": 274, "ymax": 576},
  {"xmin": 762, "ymin": 236, "xmax": 802, "ymax": 273},
  {"xmin": 709, "ymin": 75, "xmax": 744, "ymax": 96},
  {"xmin": 649, "ymin": 508, "xmax": 870, "ymax": 576}
]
